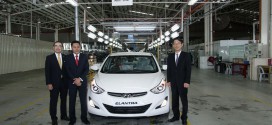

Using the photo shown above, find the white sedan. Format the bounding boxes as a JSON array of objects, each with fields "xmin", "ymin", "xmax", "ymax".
[{"xmin": 88, "ymin": 52, "xmax": 169, "ymax": 117}]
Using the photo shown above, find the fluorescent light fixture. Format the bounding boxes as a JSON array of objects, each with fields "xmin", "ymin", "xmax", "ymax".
[
  {"xmin": 87, "ymin": 25, "xmax": 97, "ymax": 32},
  {"xmin": 171, "ymin": 24, "xmax": 180, "ymax": 32},
  {"xmin": 171, "ymin": 32, "xmax": 179, "ymax": 38},
  {"xmin": 129, "ymin": 10, "xmax": 154, "ymax": 16},
  {"xmin": 87, "ymin": 6, "xmax": 91, "ymax": 9},
  {"xmin": 98, "ymin": 37, "xmax": 104, "ymax": 42},
  {"xmin": 87, "ymin": 32, "xmax": 96, "ymax": 39},
  {"xmin": 114, "ymin": 26, "xmax": 156, "ymax": 31},
  {"xmin": 165, "ymin": 36, "xmax": 170, "ymax": 42},
  {"xmin": 161, "ymin": 40, "xmax": 165, "ymax": 44},
  {"xmin": 109, "ymin": 43, "xmax": 113, "ymax": 46},
  {"xmin": 109, "ymin": 38, "xmax": 113, "ymax": 41},
  {"xmin": 66, "ymin": 0, "xmax": 79, "ymax": 6},
  {"xmin": 164, "ymin": 31, "xmax": 170, "ymax": 36},
  {"xmin": 188, "ymin": 0, "xmax": 198, "ymax": 5},
  {"xmin": 104, "ymin": 35, "xmax": 109, "ymax": 39},
  {"xmin": 159, "ymin": 42, "xmax": 163, "ymax": 45},
  {"xmin": 98, "ymin": 31, "xmax": 104, "ymax": 37},
  {"xmin": 160, "ymin": 35, "xmax": 165, "ymax": 39},
  {"xmin": 104, "ymin": 40, "xmax": 109, "ymax": 44}
]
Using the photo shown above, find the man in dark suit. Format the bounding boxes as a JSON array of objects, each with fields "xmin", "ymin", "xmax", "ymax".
[
  {"xmin": 45, "ymin": 41, "xmax": 70, "ymax": 125},
  {"xmin": 167, "ymin": 37, "xmax": 192, "ymax": 125},
  {"xmin": 66, "ymin": 41, "xmax": 90, "ymax": 125}
]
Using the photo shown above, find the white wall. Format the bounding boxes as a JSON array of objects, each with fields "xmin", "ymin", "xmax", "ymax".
[{"xmin": 0, "ymin": 35, "xmax": 52, "ymax": 75}]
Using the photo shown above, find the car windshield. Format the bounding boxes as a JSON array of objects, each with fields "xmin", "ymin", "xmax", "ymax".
[{"xmin": 100, "ymin": 55, "xmax": 159, "ymax": 73}]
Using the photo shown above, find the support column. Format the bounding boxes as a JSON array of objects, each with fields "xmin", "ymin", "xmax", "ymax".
[
  {"xmin": 183, "ymin": 24, "xmax": 189, "ymax": 52},
  {"xmin": 5, "ymin": 13, "xmax": 11, "ymax": 34},
  {"xmin": 260, "ymin": 0, "xmax": 270, "ymax": 58},
  {"xmin": 36, "ymin": 22, "xmax": 40, "ymax": 40},
  {"xmin": 270, "ymin": 0, "xmax": 272, "ymax": 58},
  {"xmin": 204, "ymin": 3, "xmax": 213, "ymax": 56},
  {"xmin": 55, "ymin": 25, "xmax": 59, "ymax": 42},
  {"xmin": 75, "ymin": 4, "xmax": 80, "ymax": 41}
]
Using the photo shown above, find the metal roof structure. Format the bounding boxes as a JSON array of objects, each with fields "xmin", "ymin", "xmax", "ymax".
[{"xmin": 0, "ymin": 0, "xmax": 259, "ymax": 42}]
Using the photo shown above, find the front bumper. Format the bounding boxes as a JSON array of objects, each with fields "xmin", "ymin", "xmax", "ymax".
[{"xmin": 87, "ymin": 87, "xmax": 170, "ymax": 117}]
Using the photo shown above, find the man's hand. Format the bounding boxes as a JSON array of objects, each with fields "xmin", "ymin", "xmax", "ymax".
[
  {"xmin": 166, "ymin": 81, "xmax": 171, "ymax": 87},
  {"xmin": 47, "ymin": 84, "xmax": 53, "ymax": 90},
  {"xmin": 73, "ymin": 78, "xmax": 82, "ymax": 86},
  {"xmin": 184, "ymin": 83, "xmax": 190, "ymax": 88}
]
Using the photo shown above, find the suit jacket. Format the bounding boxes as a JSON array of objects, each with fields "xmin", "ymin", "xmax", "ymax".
[
  {"xmin": 45, "ymin": 53, "xmax": 67, "ymax": 87},
  {"xmin": 167, "ymin": 51, "xmax": 192, "ymax": 89},
  {"xmin": 66, "ymin": 53, "xmax": 89, "ymax": 87}
]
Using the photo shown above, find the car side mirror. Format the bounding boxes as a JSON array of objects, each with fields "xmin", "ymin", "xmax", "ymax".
[
  {"xmin": 162, "ymin": 65, "xmax": 167, "ymax": 71},
  {"xmin": 91, "ymin": 65, "xmax": 100, "ymax": 71}
]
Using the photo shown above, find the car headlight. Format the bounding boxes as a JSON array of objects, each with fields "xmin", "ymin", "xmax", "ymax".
[
  {"xmin": 90, "ymin": 79, "xmax": 105, "ymax": 94},
  {"xmin": 150, "ymin": 79, "xmax": 166, "ymax": 94}
]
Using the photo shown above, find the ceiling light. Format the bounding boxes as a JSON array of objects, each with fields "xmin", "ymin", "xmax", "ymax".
[
  {"xmin": 109, "ymin": 38, "xmax": 113, "ymax": 41},
  {"xmin": 104, "ymin": 35, "xmax": 109, "ymax": 39},
  {"xmin": 171, "ymin": 24, "xmax": 180, "ymax": 32},
  {"xmin": 171, "ymin": 32, "xmax": 179, "ymax": 38},
  {"xmin": 188, "ymin": 0, "xmax": 198, "ymax": 5},
  {"xmin": 114, "ymin": 26, "xmax": 156, "ymax": 31},
  {"xmin": 109, "ymin": 43, "xmax": 113, "ymax": 46},
  {"xmin": 160, "ymin": 35, "xmax": 165, "ymax": 39},
  {"xmin": 129, "ymin": 10, "xmax": 154, "ymax": 16},
  {"xmin": 164, "ymin": 31, "xmax": 170, "ymax": 36},
  {"xmin": 98, "ymin": 37, "xmax": 104, "ymax": 42},
  {"xmin": 165, "ymin": 36, "xmax": 170, "ymax": 42},
  {"xmin": 87, "ymin": 25, "xmax": 97, "ymax": 32},
  {"xmin": 161, "ymin": 40, "xmax": 165, "ymax": 44},
  {"xmin": 98, "ymin": 31, "xmax": 104, "ymax": 37},
  {"xmin": 87, "ymin": 6, "xmax": 91, "ymax": 9},
  {"xmin": 66, "ymin": 0, "xmax": 79, "ymax": 6},
  {"xmin": 88, "ymin": 32, "xmax": 96, "ymax": 39},
  {"xmin": 104, "ymin": 40, "xmax": 109, "ymax": 44}
]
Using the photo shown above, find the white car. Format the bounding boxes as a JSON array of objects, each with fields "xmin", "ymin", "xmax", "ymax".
[{"xmin": 88, "ymin": 52, "xmax": 169, "ymax": 117}]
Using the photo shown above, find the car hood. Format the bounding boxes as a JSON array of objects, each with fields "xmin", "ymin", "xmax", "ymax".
[{"xmin": 95, "ymin": 72, "xmax": 164, "ymax": 93}]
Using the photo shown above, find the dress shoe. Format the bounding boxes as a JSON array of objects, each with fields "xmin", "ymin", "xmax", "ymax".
[
  {"xmin": 68, "ymin": 121, "xmax": 75, "ymax": 125},
  {"xmin": 82, "ymin": 119, "xmax": 90, "ymax": 124},
  {"xmin": 167, "ymin": 117, "xmax": 179, "ymax": 122},
  {"xmin": 52, "ymin": 120, "xmax": 58, "ymax": 125},
  {"xmin": 61, "ymin": 116, "xmax": 70, "ymax": 121},
  {"xmin": 182, "ymin": 120, "xmax": 188, "ymax": 125}
]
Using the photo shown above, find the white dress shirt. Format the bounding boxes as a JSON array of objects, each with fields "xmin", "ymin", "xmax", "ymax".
[
  {"xmin": 55, "ymin": 53, "xmax": 62, "ymax": 63},
  {"xmin": 175, "ymin": 51, "xmax": 182, "ymax": 61},
  {"xmin": 73, "ymin": 53, "xmax": 80, "ymax": 60}
]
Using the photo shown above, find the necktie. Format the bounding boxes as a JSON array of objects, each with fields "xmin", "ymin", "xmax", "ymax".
[
  {"xmin": 57, "ymin": 53, "xmax": 62, "ymax": 69},
  {"xmin": 75, "ymin": 54, "xmax": 79, "ymax": 66},
  {"xmin": 175, "ymin": 54, "xmax": 179, "ymax": 66}
]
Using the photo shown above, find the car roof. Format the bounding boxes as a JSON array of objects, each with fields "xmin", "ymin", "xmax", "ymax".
[{"xmin": 109, "ymin": 52, "xmax": 153, "ymax": 56}]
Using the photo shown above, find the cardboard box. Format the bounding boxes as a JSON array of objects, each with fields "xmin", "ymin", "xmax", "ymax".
[{"xmin": 233, "ymin": 58, "xmax": 244, "ymax": 63}]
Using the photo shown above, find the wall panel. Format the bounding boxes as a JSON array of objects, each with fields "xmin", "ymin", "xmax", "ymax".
[{"xmin": 0, "ymin": 35, "xmax": 52, "ymax": 75}]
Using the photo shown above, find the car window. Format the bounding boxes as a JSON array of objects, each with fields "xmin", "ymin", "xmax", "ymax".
[{"xmin": 100, "ymin": 55, "xmax": 159, "ymax": 73}]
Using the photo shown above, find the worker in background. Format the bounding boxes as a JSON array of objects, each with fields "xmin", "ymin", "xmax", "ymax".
[
  {"xmin": 167, "ymin": 37, "xmax": 192, "ymax": 125},
  {"xmin": 45, "ymin": 41, "xmax": 69, "ymax": 125}
]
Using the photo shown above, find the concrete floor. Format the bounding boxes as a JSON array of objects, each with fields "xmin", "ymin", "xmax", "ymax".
[{"xmin": 0, "ymin": 68, "xmax": 271, "ymax": 125}]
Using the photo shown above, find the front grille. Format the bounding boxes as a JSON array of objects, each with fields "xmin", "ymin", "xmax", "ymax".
[
  {"xmin": 107, "ymin": 92, "xmax": 147, "ymax": 98},
  {"xmin": 103, "ymin": 104, "xmax": 151, "ymax": 114}
]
